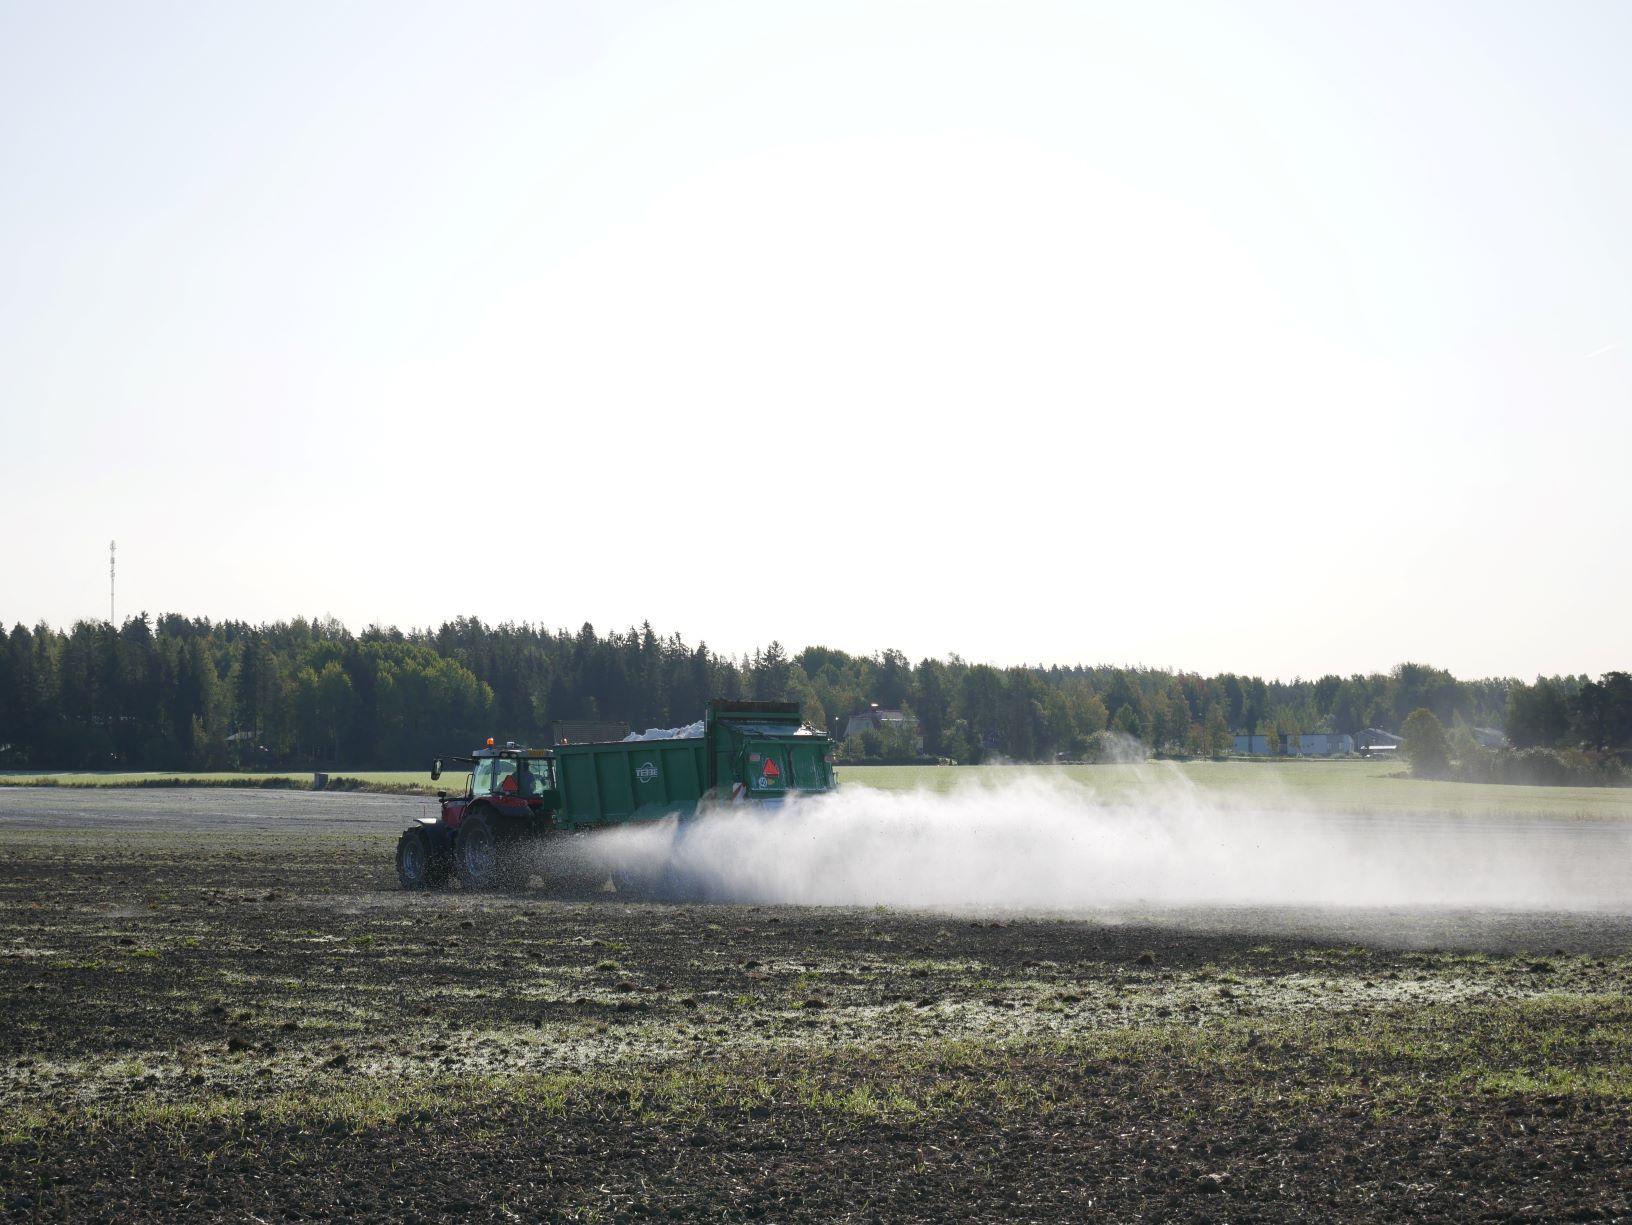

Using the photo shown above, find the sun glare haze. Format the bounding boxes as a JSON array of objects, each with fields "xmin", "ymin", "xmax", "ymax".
[{"xmin": 2, "ymin": 1, "xmax": 1628, "ymax": 677}]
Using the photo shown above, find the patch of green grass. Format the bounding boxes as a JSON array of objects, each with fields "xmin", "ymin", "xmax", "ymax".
[
  {"xmin": 0, "ymin": 1108, "xmax": 50, "ymax": 1145},
  {"xmin": 795, "ymin": 1081, "xmax": 923, "ymax": 1122},
  {"xmin": 1475, "ymin": 1067, "xmax": 1632, "ymax": 1098},
  {"xmin": 1292, "ymin": 947, "xmax": 1372, "ymax": 965}
]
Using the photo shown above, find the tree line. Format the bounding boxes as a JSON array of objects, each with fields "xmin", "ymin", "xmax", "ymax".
[
  {"xmin": 1401, "ymin": 672, "xmax": 1632, "ymax": 787},
  {"xmin": 0, "ymin": 614, "xmax": 1625, "ymax": 775}
]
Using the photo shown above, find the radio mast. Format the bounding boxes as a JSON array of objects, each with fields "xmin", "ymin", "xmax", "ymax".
[{"xmin": 110, "ymin": 540, "xmax": 116, "ymax": 626}]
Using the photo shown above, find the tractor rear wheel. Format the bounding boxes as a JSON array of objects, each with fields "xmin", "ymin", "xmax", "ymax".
[
  {"xmin": 453, "ymin": 810, "xmax": 510, "ymax": 889},
  {"xmin": 396, "ymin": 827, "xmax": 449, "ymax": 890}
]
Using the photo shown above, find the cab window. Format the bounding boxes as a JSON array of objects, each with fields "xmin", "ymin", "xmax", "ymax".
[
  {"xmin": 493, "ymin": 759, "xmax": 519, "ymax": 793},
  {"xmin": 472, "ymin": 758, "xmax": 496, "ymax": 794},
  {"xmin": 517, "ymin": 759, "xmax": 549, "ymax": 795}
]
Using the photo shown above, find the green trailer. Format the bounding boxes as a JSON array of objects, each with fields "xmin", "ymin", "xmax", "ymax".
[{"xmin": 396, "ymin": 699, "xmax": 835, "ymax": 890}]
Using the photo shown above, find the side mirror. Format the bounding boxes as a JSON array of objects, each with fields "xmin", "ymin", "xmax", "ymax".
[{"xmin": 431, "ymin": 759, "xmax": 442, "ymax": 781}]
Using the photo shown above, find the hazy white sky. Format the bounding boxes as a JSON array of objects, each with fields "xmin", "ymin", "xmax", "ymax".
[{"xmin": 1, "ymin": 1, "xmax": 1628, "ymax": 679}]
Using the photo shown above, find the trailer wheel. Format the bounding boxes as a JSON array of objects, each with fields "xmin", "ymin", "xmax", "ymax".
[
  {"xmin": 655, "ymin": 860, "xmax": 703, "ymax": 904},
  {"xmin": 453, "ymin": 810, "xmax": 509, "ymax": 889},
  {"xmin": 396, "ymin": 827, "xmax": 449, "ymax": 890}
]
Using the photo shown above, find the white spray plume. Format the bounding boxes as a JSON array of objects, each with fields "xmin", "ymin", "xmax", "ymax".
[{"xmin": 596, "ymin": 770, "xmax": 1632, "ymax": 913}]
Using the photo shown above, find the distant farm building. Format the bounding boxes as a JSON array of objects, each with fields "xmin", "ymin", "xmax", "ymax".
[
  {"xmin": 1233, "ymin": 733, "xmax": 1354, "ymax": 757},
  {"xmin": 843, "ymin": 705, "xmax": 923, "ymax": 751},
  {"xmin": 1473, "ymin": 727, "xmax": 1509, "ymax": 749},
  {"xmin": 1356, "ymin": 728, "xmax": 1403, "ymax": 754},
  {"xmin": 1285, "ymin": 733, "xmax": 1354, "ymax": 757}
]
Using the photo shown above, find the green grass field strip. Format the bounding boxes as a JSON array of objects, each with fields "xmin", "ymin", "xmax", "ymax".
[{"xmin": 4, "ymin": 759, "xmax": 1628, "ymax": 817}]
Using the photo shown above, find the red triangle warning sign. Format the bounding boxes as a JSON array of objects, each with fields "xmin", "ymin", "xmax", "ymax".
[{"xmin": 761, "ymin": 758, "xmax": 781, "ymax": 778}]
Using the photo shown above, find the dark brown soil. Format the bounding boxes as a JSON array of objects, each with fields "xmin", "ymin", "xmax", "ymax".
[{"xmin": 2, "ymin": 789, "xmax": 1630, "ymax": 1222}]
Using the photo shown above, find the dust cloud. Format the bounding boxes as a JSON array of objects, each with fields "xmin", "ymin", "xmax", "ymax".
[{"xmin": 597, "ymin": 771, "xmax": 1632, "ymax": 914}]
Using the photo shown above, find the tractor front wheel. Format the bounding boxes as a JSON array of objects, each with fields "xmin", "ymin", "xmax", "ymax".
[{"xmin": 396, "ymin": 827, "xmax": 450, "ymax": 890}]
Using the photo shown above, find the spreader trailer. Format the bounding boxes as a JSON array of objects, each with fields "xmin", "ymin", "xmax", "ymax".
[{"xmin": 395, "ymin": 699, "xmax": 835, "ymax": 891}]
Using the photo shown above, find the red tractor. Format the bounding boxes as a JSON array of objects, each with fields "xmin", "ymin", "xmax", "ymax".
[{"xmin": 396, "ymin": 739, "xmax": 557, "ymax": 890}]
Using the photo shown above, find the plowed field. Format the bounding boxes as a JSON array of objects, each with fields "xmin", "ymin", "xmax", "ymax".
[{"xmin": 3, "ymin": 788, "xmax": 1630, "ymax": 1221}]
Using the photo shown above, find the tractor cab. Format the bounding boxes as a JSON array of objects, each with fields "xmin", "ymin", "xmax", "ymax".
[
  {"xmin": 434, "ymin": 740, "xmax": 556, "ymax": 797},
  {"xmin": 472, "ymin": 749, "xmax": 556, "ymax": 799},
  {"xmin": 430, "ymin": 740, "xmax": 559, "ymax": 824}
]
